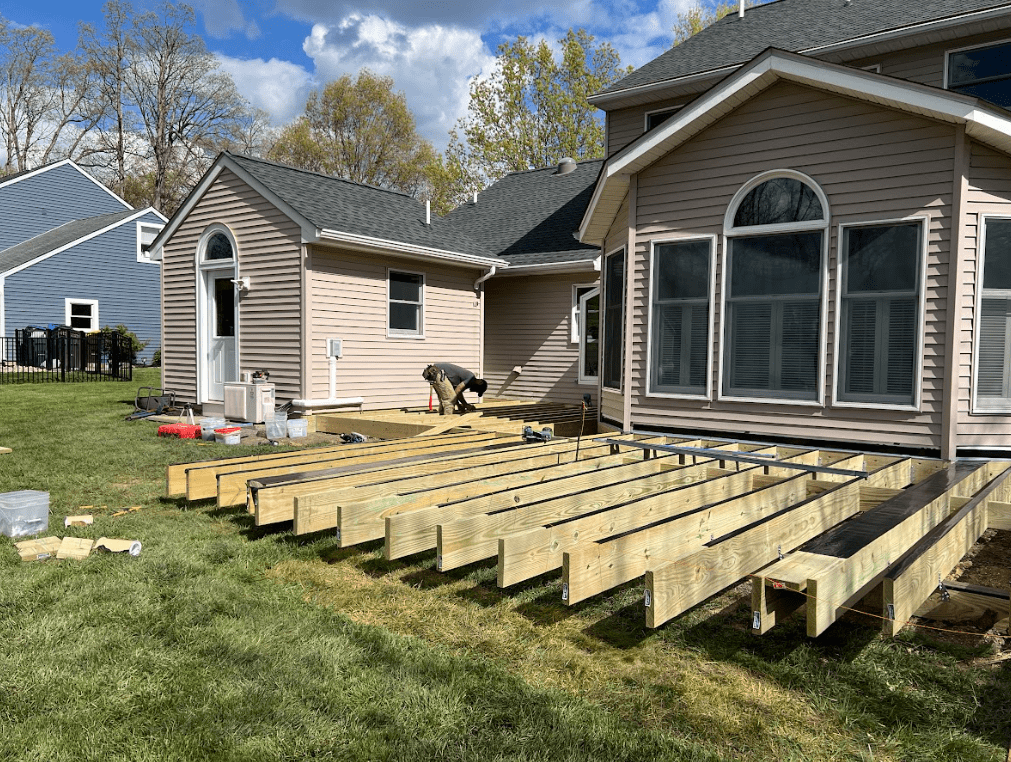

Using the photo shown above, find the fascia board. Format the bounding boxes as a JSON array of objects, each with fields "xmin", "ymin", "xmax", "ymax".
[
  {"xmin": 1, "ymin": 208, "xmax": 154, "ymax": 280},
  {"xmin": 0, "ymin": 159, "xmax": 73, "ymax": 190},
  {"xmin": 318, "ymin": 228, "xmax": 505, "ymax": 268},
  {"xmin": 493, "ymin": 260, "xmax": 599, "ymax": 276},
  {"xmin": 148, "ymin": 162, "xmax": 224, "ymax": 257}
]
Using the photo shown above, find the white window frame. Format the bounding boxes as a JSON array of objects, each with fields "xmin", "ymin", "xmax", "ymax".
[
  {"xmin": 65, "ymin": 298, "xmax": 99, "ymax": 332},
  {"xmin": 643, "ymin": 104, "xmax": 685, "ymax": 133},
  {"xmin": 601, "ymin": 246, "xmax": 626, "ymax": 392},
  {"xmin": 387, "ymin": 267, "xmax": 425, "ymax": 339},
  {"xmin": 136, "ymin": 221, "xmax": 164, "ymax": 263},
  {"xmin": 577, "ymin": 287, "xmax": 600, "ymax": 386},
  {"xmin": 944, "ymin": 36, "xmax": 1011, "ymax": 94},
  {"xmin": 645, "ymin": 234, "xmax": 716, "ymax": 400},
  {"xmin": 971, "ymin": 214, "xmax": 1011, "ymax": 414},
  {"xmin": 831, "ymin": 216, "xmax": 928, "ymax": 412},
  {"xmin": 570, "ymin": 282, "xmax": 599, "ymax": 343},
  {"xmin": 717, "ymin": 169, "xmax": 830, "ymax": 406}
]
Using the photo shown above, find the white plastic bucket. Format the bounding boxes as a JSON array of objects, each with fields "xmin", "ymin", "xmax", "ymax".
[
  {"xmin": 214, "ymin": 427, "xmax": 241, "ymax": 445},
  {"xmin": 264, "ymin": 412, "xmax": 288, "ymax": 440},
  {"xmin": 287, "ymin": 418, "xmax": 307, "ymax": 439}
]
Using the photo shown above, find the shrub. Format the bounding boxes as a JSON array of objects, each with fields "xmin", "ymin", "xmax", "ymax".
[{"xmin": 100, "ymin": 324, "xmax": 149, "ymax": 364}]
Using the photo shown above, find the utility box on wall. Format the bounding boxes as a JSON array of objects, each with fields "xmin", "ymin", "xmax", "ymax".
[{"xmin": 223, "ymin": 382, "xmax": 275, "ymax": 423}]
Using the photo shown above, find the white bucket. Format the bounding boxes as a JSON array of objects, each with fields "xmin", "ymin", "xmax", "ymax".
[
  {"xmin": 214, "ymin": 427, "xmax": 241, "ymax": 445},
  {"xmin": 287, "ymin": 418, "xmax": 307, "ymax": 439},
  {"xmin": 264, "ymin": 411, "xmax": 288, "ymax": 440},
  {"xmin": 201, "ymin": 417, "xmax": 225, "ymax": 440}
]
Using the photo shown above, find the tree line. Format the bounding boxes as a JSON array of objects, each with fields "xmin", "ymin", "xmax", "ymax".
[{"xmin": 1, "ymin": 1, "xmax": 727, "ymax": 217}]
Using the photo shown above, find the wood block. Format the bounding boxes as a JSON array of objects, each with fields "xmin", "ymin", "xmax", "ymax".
[
  {"xmin": 989, "ymin": 501, "xmax": 1011, "ymax": 531},
  {"xmin": 14, "ymin": 536, "xmax": 61, "ymax": 561},
  {"xmin": 751, "ymin": 579, "xmax": 806, "ymax": 634},
  {"xmin": 0, "ymin": 446, "xmax": 11, "ymax": 455},
  {"xmin": 56, "ymin": 537, "xmax": 95, "ymax": 561}
]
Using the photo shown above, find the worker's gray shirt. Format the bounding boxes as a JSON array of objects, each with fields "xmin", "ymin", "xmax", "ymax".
[{"xmin": 433, "ymin": 363, "xmax": 476, "ymax": 390}]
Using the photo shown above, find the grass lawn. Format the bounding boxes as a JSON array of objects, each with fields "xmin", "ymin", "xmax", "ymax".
[{"xmin": 1, "ymin": 369, "xmax": 1008, "ymax": 761}]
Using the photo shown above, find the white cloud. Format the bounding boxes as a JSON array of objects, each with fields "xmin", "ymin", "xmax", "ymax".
[
  {"xmin": 188, "ymin": 0, "xmax": 260, "ymax": 40},
  {"xmin": 302, "ymin": 15, "xmax": 497, "ymax": 152},
  {"xmin": 214, "ymin": 55, "xmax": 314, "ymax": 125}
]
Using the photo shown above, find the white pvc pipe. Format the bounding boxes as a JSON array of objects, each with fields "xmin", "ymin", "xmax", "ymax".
[{"xmin": 291, "ymin": 349, "xmax": 364, "ymax": 410}]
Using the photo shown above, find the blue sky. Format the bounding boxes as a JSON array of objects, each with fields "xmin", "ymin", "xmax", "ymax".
[{"xmin": 0, "ymin": 0, "xmax": 702, "ymax": 151}]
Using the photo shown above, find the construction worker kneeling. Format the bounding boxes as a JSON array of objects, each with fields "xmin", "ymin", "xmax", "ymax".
[{"xmin": 422, "ymin": 363, "xmax": 488, "ymax": 415}]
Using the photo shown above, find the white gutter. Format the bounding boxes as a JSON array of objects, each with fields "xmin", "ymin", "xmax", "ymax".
[
  {"xmin": 493, "ymin": 259, "xmax": 600, "ymax": 276},
  {"xmin": 318, "ymin": 228, "xmax": 503, "ymax": 268},
  {"xmin": 474, "ymin": 266, "xmax": 496, "ymax": 290}
]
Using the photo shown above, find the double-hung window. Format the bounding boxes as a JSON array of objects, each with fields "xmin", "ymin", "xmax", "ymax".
[
  {"xmin": 722, "ymin": 173, "xmax": 828, "ymax": 402},
  {"xmin": 947, "ymin": 41, "xmax": 1011, "ymax": 110},
  {"xmin": 388, "ymin": 270, "xmax": 424, "ymax": 337},
  {"xmin": 837, "ymin": 221, "xmax": 923, "ymax": 407},
  {"xmin": 601, "ymin": 249, "xmax": 625, "ymax": 390},
  {"xmin": 975, "ymin": 218, "xmax": 1011, "ymax": 411},
  {"xmin": 649, "ymin": 238, "xmax": 711, "ymax": 395},
  {"xmin": 65, "ymin": 299, "xmax": 99, "ymax": 332}
]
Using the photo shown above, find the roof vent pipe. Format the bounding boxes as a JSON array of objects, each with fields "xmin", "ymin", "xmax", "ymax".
[
  {"xmin": 425, "ymin": 199, "xmax": 431, "ymax": 225},
  {"xmin": 556, "ymin": 157, "xmax": 576, "ymax": 175},
  {"xmin": 472, "ymin": 191, "xmax": 478, "ymax": 204},
  {"xmin": 739, "ymin": 0, "xmax": 744, "ymax": 17}
]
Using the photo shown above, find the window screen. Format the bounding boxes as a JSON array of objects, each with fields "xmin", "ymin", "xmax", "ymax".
[
  {"xmin": 650, "ymin": 240, "xmax": 710, "ymax": 394},
  {"xmin": 602, "ymin": 250, "xmax": 625, "ymax": 389},
  {"xmin": 838, "ymin": 223, "xmax": 921, "ymax": 405},
  {"xmin": 389, "ymin": 271, "xmax": 423, "ymax": 335},
  {"xmin": 976, "ymin": 219, "xmax": 1011, "ymax": 409}
]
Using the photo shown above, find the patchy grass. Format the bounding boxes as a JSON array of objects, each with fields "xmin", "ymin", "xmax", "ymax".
[{"xmin": 0, "ymin": 370, "xmax": 1008, "ymax": 761}]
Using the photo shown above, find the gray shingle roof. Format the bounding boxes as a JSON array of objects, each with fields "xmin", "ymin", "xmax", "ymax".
[
  {"xmin": 0, "ymin": 209, "xmax": 139, "ymax": 274},
  {"xmin": 445, "ymin": 160, "xmax": 603, "ymax": 267},
  {"xmin": 600, "ymin": 0, "xmax": 1011, "ymax": 98},
  {"xmin": 226, "ymin": 153, "xmax": 496, "ymax": 261}
]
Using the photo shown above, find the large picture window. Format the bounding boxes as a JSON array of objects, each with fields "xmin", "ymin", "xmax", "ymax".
[
  {"xmin": 602, "ymin": 249, "xmax": 625, "ymax": 390},
  {"xmin": 722, "ymin": 173, "xmax": 828, "ymax": 402},
  {"xmin": 947, "ymin": 41, "xmax": 1011, "ymax": 111},
  {"xmin": 649, "ymin": 238, "xmax": 711, "ymax": 395},
  {"xmin": 388, "ymin": 270, "xmax": 424, "ymax": 337},
  {"xmin": 837, "ymin": 221, "xmax": 922, "ymax": 406},
  {"xmin": 975, "ymin": 218, "xmax": 1011, "ymax": 411}
]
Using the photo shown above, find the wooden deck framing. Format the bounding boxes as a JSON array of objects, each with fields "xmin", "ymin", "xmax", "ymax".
[{"xmin": 166, "ymin": 428, "xmax": 1011, "ymax": 637}]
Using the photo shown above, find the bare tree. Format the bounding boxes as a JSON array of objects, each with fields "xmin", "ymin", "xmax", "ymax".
[{"xmin": 123, "ymin": 1, "xmax": 249, "ymax": 211}]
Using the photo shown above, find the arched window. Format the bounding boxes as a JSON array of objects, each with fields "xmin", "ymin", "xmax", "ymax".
[
  {"xmin": 203, "ymin": 231, "xmax": 234, "ymax": 261},
  {"xmin": 722, "ymin": 171, "xmax": 828, "ymax": 402}
]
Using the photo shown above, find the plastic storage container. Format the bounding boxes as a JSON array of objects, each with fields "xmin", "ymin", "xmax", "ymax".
[
  {"xmin": 287, "ymin": 418, "xmax": 307, "ymax": 439},
  {"xmin": 0, "ymin": 490, "xmax": 50, "ymax": 538},
  {"xmin": 201, "ymin": 417, "xmax": 225, "ymax": 440},
  {"xmin": 214, "ymin": 427, "xmax": 241, "ymax": 445},
  {"xmin": 264, "ymin": 411, "xmax": 288, "ymax": 440}
]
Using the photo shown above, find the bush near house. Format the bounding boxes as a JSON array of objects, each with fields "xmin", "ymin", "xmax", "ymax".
[{"xmin": 100, "ymin": 323, "xmax": 148, "ymax": 364}]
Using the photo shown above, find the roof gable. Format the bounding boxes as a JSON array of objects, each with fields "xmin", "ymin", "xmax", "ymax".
[{"xmin": 581, "ymin": 48, "xmax": 1011, "ymax": 243}]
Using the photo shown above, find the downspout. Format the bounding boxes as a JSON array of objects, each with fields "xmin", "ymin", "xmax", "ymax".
[
  {"xmin": 0, "ymin": 275, "xmax": 5, "ymax": 362},
  {"xmin": 474, "ymin": 266, "xmax": 496, "ymax": 381},
  {"xmin": 474, "ymin": 266, "xmax": 496, "ymax": 291}
]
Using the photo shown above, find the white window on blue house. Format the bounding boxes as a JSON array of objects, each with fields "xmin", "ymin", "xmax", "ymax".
[
  {"xmin": 65, "ymin": 299, "xmax": 99, "ymax": 332},
  {"xmin": 137, "ymin": 222, "xmax": 164, "ymax": 263}
]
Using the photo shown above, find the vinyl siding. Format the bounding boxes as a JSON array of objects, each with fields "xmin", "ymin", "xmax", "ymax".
[
  {"xmin": 599, "ymin": 195, "xmax": 630, "ymax": 426},
  {"xmin": 484, "ymin": 273, "xmax": 599, "ymax": 405},
  {"xmin": 161, "ymin": 168, "xmax": 303, "ymax": 404},
  {"xmin": 0, "ymin": 163, "xmax": 128, "ymax": 251},
  {"xmin": 956, "ymin": 141, "xmax": 1011, "ymax": 448},
  {"xmin": 628, "ymin": 80, "xmax": 955, "ymax": 451},
  {"xmin": 607, "ymin": 94, "xmax": 702, "ymax": 157},
  {"xmin": 3, "ymin": 211, "xmax": 162, "ymax": 361},
  {"xmin": 306, "ymin": 246, "xmax": 482, "ymax": 411}
]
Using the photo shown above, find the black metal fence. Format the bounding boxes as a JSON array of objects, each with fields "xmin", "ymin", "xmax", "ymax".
[{"xmin": 0, "ymin": 327, "xmax": 133, "ymax": 383}]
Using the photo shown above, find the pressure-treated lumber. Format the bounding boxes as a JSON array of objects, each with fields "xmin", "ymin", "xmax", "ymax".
[
  {"xmin": 436, "ymin": 449, "xmax": 731, "ymax": 572},
  {"xmin": 189, "ymin": 431, "xmax": 501, "ymax": 502},
  {"xmin": 294, "ymin": 435, "xmax": 665, "ymax": 538},
  {"xmin": 0, "ymin": 446, "xmax": 11, "ymax": 455},
  {"xmin": 751, "ymin": 580, "xmax": 806, "ymax": 635},
  {"xmin": 644, "ymin": 457, "xmax": 911, "ymax": 629},
  {"xmin": 216, "ymin": 432, "xmax": 504, "ymax": 507},
  {"xmin": 412, "ymin": 412, "xmax": 483, "ymax": 436},
  {"xmin": 254, "ymin": 437, "xmax": 621, "ymax": 527},
  {"xmin": 562, "ymin": 471, "xmax": 816, "ymax": 605},
  {"xmin": 881, "ymin": 466, "xmax": 1011, "ymax": 636},
  {"xmin": 497, "ymin": 449, "xmax": 823, "ymax": 588},
  {"xmin": 316, "ymin": 415, "xmax": 452, "ymax": 439},
  {"xmin": 764, "ymin": 461, "xmax": 988, "ymax": 637},
  {"xmin": 297, "ymin": 437, "xmax": 663, "ymax": 546},
  {"xmin": 989, "ymin": 501, "xmax": 1011, "ymax": 530},
  {"xmin": 911, "ymin": 581, "xmax": 1010, "ymax": 629}
]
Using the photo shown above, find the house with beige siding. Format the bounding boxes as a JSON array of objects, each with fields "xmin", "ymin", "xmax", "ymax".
[
  {"xmin": 154, "ymin": 0, "xmax": 1011, "ymax": 458},
  {"xmin": 580, "ymin": 0, "xmax": 1011, "ymax": 458},
  {"xmin": 152, "ymin": 152, "xmax": 601, "ymax": 415}
]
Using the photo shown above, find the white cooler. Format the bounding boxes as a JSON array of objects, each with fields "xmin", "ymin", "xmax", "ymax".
[{"xmin": 223, "ymin": 382, "xmax": 275, "ymax": 423}]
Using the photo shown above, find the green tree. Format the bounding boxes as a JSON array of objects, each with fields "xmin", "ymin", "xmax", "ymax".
[
  {"xmin": 269, "ymin": 70, "xmax": 436, "ymax": 197},
  {"xmin": 672, "ymin": 1, "xmax": 762, "ymax": 45},
  {"xmin": 447, "ymin": 29, "xmax": 630, "ymax": 201}
]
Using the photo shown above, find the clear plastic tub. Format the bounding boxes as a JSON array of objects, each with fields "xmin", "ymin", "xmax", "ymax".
[
  {"xmin": 287, "ymin": 418, "xmax": 307, "ymax": 438},
  {"xmin": 264, "ymin": 411, "xmax": 288, "ymax": 440},
  {"xmin": 0, "ymin": 491, "xmax": 50, "ymax": 538},
  {"xmin": 201, "ymin": 417, "xmax": 225, "ymax": 440}
]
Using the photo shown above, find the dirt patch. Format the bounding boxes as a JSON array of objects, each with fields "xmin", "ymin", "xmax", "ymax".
[{"xmin": 955, "ymin": 529, "xmax": 1011, "ymax": 591}]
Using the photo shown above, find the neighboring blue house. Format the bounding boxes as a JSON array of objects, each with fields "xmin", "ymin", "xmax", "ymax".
[{"xmin": 0, "ymin": 161, "xmax": 166, "ymax": 364}]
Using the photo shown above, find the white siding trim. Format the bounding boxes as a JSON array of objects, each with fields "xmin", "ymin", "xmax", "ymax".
[
  {"xmin": 319, "ymin": 228, "xmax": 503, "ymax": 269},
  {"xmin": 971, "ymin": 214, "xmax": 1011, "ymax": 414},
  {"xmin": 0, "ymin": 277, "xmax": 5, "ymax": 349},
  {"xmin": 570, "ymin": 282, "xmax": 599, "ymax": 343},
  {"xmin": 195, "ymin": 223, "xmax": 240, "ymax": 404},
  {"xmin": 644, "ymin": 234, "xmax": 716, "ymax": 401},
  {"xmin": 0, "ymin": 159, "xmax": 132, "ymax": 210},
  {"xmin": 830, "ymin": 215, "xmax": 929, "ymax": 412},
  {"xmin": 577, "ymin": 287, "xmax": 600, "ymax": 386},
  {"xmin": 1, "ymin": 209, "xmax": 154, "ymax": 279}
]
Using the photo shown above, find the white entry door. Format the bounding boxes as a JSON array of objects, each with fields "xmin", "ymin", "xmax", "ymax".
[{"xmin": 205, "ymin": 272, "xmax": 237, "ymax": 401}]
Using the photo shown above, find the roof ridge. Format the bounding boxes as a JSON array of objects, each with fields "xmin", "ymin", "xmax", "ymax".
[
  {"xmin": 499, "ymin": 158, "xmax": 604, "ymax": 178},
  {"xmin": 225, "ymin": 152, "xmax": 422, "ymax": 204}
]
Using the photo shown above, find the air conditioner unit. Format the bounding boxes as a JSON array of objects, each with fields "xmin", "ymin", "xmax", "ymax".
[{"xmin": 223, "ymin": 382, "xmax": 275, "ymax": 423}]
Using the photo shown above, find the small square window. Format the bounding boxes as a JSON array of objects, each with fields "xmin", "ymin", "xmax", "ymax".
[
  {"xmin": 388, "ymin": 270, "xmax": 424, "ymax": 337},
  {"xmin": 65, "ymin": 299, "xmax": 99, "ymax": 332},
  {"xmin": 137, "ymin": 222, "xmax": 163, "ymax": 263}
]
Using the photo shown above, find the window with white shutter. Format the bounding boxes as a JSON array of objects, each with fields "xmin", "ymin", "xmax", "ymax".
[
  {"xmin": 837, "ymin": 221, "xmax": 922, "ymax": 407},
  {"xmin": 649, "ymin": 238, "xmax": 712, "ymax": 395},
  {"xmin": 975, "ymin": 218, "xmax": 1011, "ymax": 411}
]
